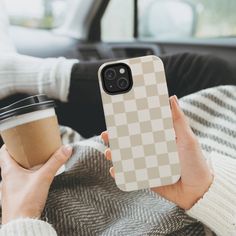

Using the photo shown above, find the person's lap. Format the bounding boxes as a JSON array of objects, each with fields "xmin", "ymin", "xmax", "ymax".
[{"xmin": 162, "ymin": 53, "xmax": 235, "ymax": 97}]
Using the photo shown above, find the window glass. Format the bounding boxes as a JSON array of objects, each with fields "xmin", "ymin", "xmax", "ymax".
[
  {"xmin": 139, "ymin": 0, "xmax": 236, "ymax": 39},
  {"xmin": 102, "ymin": 0, "xmax": 236, "ymax": 41},
  {"xmin": 3, "ymin": 0, "xmax": 69, "ymax": 29},
  {"xmin": 102, "ymin": 0, "xmax": 134, "ymax": 41}
]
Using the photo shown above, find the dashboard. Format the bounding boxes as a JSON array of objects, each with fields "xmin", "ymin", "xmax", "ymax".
[
  {"xmin": 11, "ymin": 26, "xmax": 236, "ymax": 65},
  {"xmin": 10, "ymin": 26, "xmax": 162, "ymax": 61},
  {"xmin": 77, "ymin": 43, "xmax": 162, "ymax": 61}
]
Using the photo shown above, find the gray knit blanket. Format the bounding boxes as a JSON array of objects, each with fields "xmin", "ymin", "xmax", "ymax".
[{"xmin": 31, "ymin": 86, "xmax": 236, "ymax": 235}]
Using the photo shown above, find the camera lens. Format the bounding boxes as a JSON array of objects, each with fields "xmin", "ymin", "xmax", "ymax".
[
  {"xmin": 117, "ymin": 77, "xmax": 129, "ymax": 90},
  {"xmin": 105, "ymin": 68, "xmax": 116, "ymax": 80}
]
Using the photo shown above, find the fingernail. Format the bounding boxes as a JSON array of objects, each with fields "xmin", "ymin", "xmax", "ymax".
[
  {"xmin": 109, "ymin": 167, "xmax": 115, "ymax": 178},
  {"xmin": 105, "ymin": 149, "xmax": 111, "ymax": 160},
  {"xmin": 62, "ymin": 145, "xmax": 73, "ymax": 156},
  {"xmin": 169, "ymin": 96, "xmax": 175, "ymax": 109},
  {"xmin": 55, "ymin": 165, "xmax": 65, "ymax": 176},
  {"xmin": 174, "ymin": 95, "xmax": 179, "ymax": 105}
]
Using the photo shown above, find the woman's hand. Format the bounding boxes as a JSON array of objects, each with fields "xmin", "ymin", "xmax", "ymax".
[
  {"xmin": 101, "ymin": 96, "xmax": 213, "ymax": 210},
  {"xmin": 0, "ymin": 145, "xmax": 72, "ymax": 224}
]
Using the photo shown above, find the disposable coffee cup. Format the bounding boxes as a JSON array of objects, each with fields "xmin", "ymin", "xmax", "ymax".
[{"xmin": 0, "ymin": 95, "xmax": 62, "ymax": 171}]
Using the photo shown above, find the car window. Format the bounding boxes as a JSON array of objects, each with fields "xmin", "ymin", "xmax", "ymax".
[
  {"xmin": 102, "ymin": 0, "xmax": 236, "ymax": 41},
  {"xmin": 3, "ymin": 0, "xmax": 69, "ymax": 29},
  {"xmin": 102, "ymin": 0, "xmax": 134, "ymax": 41},
  {"xmin": 139, "ymin": 0, "xmax": 236, "ymax": 39}
]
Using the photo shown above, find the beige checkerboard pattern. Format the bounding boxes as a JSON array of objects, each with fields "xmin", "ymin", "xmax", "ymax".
[{"xmin": 98, "ymin": 56, "xmax": 180, "ymax": 191}]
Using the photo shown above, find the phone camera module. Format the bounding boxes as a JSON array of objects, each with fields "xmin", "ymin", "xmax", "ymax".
[
  {"xmin": 105, "ymin": 68, "xmax": 116, "ymax": 80},
  {"xmin": 101, "ymin": 63, "xmax": 133, "ymax": 94}
]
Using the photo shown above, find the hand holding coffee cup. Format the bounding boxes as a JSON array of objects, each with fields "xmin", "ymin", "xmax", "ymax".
[
  {"xmin": 0, "ymin": 95, "xmax": 72, "ymax": 224},
  {"xmin": 0, "ymin": 144, "xmax": 72, "ymax": 224},
  {"xmin": 0, "ymin": 95, "xmax": 63, "ymax": 170}
]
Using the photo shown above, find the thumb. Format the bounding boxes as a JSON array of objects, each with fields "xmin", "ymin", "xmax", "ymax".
[
  {"xmin": 170, "ymin": 96, "xmax": 196, "ymax": 141},
  {"xmin": 0, "ymin": 145, "xmax": 20, "ymax": 171},
  {"xmin": 38, "ymin": 145, "xmax": 72, "ymax": 180}
]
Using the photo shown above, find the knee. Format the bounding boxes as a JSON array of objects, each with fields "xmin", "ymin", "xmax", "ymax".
[{"xmin": 181, "ymin": 53, "xmax": 233, "ymax": 80}]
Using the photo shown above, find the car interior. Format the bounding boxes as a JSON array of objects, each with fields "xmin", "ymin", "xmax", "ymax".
[{"xmin": 1, "ymin": 0, "xmax": 236, "ymax": 139}]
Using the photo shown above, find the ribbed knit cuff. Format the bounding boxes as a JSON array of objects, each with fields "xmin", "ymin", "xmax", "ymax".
[
  {"xmin": 0, "ymin": 218, "xmax": 57, "ymax": 236},
  {"xmin": 187, "ymin": 152, "xmax": 236, "ymax": 236},
  {"xmin": 55, "ymin": 58, "xmax": 79, "ymax": 102}
]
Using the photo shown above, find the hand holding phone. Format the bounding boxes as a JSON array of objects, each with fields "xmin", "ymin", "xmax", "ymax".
[{"xmin": 101, "ymin": 95, "xmax": 213, "ymax": 209}]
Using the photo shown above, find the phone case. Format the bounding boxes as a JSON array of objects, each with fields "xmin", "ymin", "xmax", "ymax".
[{"xmin": 98, "ymin": 55, "xmax": 180, "ymax": 191}]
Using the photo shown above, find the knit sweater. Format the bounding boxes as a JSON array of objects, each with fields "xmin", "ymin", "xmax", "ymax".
[{"xmin": 0, "ymin": 85, "xmax": 236, "ymax": 236}]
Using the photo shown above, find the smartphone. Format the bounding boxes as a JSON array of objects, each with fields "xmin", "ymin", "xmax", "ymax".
[{"xmin": 98, "ymin": 55, "xmax": 180, "ymax": 191}]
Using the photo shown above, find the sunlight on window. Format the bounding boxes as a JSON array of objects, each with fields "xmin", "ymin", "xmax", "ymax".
[
  {"xmin": 139, "ymin": 0, "xmax": 194, "ymax": 39},
  {"xmin": 102, "ymin": 0, "xmax": 236, "ymax": 41},
  {"xmin": 3, "ymin": 0, "xmax": 68, "ymax": 29},
  {"xmin": 139, "ymin": 0, "xmax": 236, "ymax": 39},
  {"xmin": 102, "ymin": 0, "xmax": 134, "ymax": 41}
]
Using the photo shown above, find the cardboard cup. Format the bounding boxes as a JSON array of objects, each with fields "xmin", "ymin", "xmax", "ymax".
[{"xmin": 0, "ymin": 95, "xmax": 62, "ymax": 169}]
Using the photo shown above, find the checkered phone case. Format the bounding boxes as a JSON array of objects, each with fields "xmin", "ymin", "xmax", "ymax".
[{"xmin": 98, "ymin": 55, "xmax": 180, "ymax": 191}]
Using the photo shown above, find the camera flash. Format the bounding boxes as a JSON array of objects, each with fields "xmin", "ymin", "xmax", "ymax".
[{"xmin": 119, "ymin": 68, "xmax": 125, "ymax": 74}]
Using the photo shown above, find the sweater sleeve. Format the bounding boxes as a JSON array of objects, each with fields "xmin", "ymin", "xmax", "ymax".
[
  {"xmin": 0, "ymin": 53, "xmax": 78, "ymax": 101},
  {"xmin": 0, "ymin": 219, "xmax": 57, "ymax": 236},
  {"xmin": 187, "ymin": 152, "xmax": 236, "ymax": 236}
]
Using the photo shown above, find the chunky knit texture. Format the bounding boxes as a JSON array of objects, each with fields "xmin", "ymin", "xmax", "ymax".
[
  {"xmin": 0, "ymin": 53, "xmax": 78, "ymax": 102},
  {"xmin": 0, "ymin": 219, "xmax": 57, "ymax": 236},
  {"xmin": 1, "ymin": 85, "xmax": 236, "ymax": 236},
  {"xmin": 187, "ymin": 153, "xmax": 236, "ymax": 236}
]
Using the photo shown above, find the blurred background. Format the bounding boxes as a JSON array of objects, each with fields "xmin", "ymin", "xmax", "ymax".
[{"xmin": 4, "ymin": 0, "xmax": 236, "ymax": 40}]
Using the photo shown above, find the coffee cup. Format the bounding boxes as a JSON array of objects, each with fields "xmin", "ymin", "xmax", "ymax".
[{"xmin": 0, "ymin": 95, "xmax": 62, "ymax": 169}]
